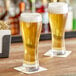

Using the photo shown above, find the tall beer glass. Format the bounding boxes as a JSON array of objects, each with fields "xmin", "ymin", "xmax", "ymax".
[
  {"xmin": 48, "ymin": 2, "xmax": 68, "ymax": 55},
  {"xmin": 20, "ymin": 13, "xmax": 42, "ymax": 72}
]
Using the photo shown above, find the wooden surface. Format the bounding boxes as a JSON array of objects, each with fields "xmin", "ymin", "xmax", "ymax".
[{"xmin": 0, "ymin": 38, "xmax": 76, "ymax": 76}]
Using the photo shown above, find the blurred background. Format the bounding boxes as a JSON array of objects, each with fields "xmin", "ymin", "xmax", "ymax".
[{"xmin": 0, "ymin": 0, "xmax": 76, "ymax": 37}]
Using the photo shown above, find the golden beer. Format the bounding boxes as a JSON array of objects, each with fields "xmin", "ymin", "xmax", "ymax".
[
  {"xmin": 20, "ymin": 13, "xmax": 42, "ymax": 71},
  {"xmin": 20, "ymin": 22, "xmax": 42, "ymax": 64},
  {"xmin": 48, "ymin": 2, "xmax": 68, "ymax": 55},
  {"xmin": 49, "ymin": 13, "xmax": 67, "ymax": 50}
]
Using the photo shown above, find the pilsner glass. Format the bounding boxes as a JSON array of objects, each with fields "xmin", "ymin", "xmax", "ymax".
[
  {"xmin": 48, "ymin": 2, "xmax": 68, "ymax": 55},
  {"xmin": 20, "ymin": 13, "xmax": 42, "ymax": 72}
]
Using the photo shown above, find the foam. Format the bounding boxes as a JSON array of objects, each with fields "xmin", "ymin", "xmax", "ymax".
[
  {"xmin": 20, "ymin": 13, "xmax": 42, "ymax": 22},
  {"xmin": 48, "ymin": 2, "xmax": 68, "ymax": 14}
]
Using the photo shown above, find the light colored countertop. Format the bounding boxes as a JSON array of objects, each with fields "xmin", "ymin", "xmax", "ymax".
[{"xmin": 0, "ymin": 38, "xmax": 76, "ymax": 76}]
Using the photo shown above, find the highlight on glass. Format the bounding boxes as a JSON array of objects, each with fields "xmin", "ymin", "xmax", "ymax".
[{"xmin": 20, "ymin": 13, "xmax": 42, "ymax": 72}]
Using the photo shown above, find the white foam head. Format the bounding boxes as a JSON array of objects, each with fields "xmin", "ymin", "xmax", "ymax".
[
  {"xmin": 20, "ymin": 13, "xmax": 42, "ymax": 22},
  {"xmin": 48, "ymin": 2, "xmax": 68, "ymax": 14}
]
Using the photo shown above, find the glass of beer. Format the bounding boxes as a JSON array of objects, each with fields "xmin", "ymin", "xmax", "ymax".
[
  {"xmin": 48, "ymin": 2, "xmax": 68, "ymax": 55},
  {"xmin": 20, "ymin": 13, "xmax": 42, "ymax": 72}
]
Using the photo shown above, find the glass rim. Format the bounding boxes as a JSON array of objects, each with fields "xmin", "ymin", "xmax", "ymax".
[
  {"xmin": 20, "ymin": 13, "xmax": 42, "ymax": 22},
  {"xmin": 48, "ymin": 2, "xmax": 68, "ymax": 14}
]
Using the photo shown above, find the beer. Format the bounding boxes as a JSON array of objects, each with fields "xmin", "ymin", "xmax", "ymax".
[
  {"xmin": 49, "ymin": 13, "xmax": 67, "ymax": 50},
  {"xmin": 48, "ymin": 2, "xmax": 68, "ymax": 55},
  {"xmin": 20, "ymin": 13, "xmax": 42, "ymax": 71},
  {"xmin": 20, "ymin": 22, "xmax": 42, "ymax": 64}
]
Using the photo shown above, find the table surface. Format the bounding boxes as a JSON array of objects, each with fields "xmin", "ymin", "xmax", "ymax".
[{"xmin": 0, "ymin": 38, "xmax": 76, "ymax": 76}]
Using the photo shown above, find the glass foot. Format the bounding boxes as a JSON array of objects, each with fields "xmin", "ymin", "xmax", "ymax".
[
  {"xmin": 51, "ymin": 50, "xmax": 66, "ymax": 56},
  {"xmin": 23, "ymin": 63, "xmax": 39, "ymax": 72}
]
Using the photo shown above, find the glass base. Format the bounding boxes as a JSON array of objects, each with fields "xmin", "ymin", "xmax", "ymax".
[
  {"xmin": 23, "ymin": 63, "xmax": 39, "ymax": 72},
  {"xmin": 51, "ymin": 50, "xmax": 66, "ymax": 56}
]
